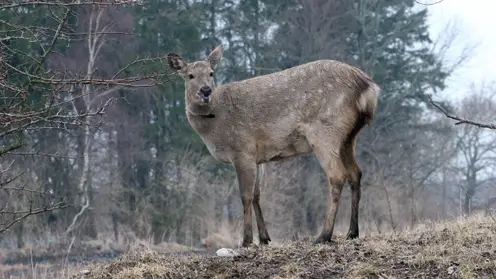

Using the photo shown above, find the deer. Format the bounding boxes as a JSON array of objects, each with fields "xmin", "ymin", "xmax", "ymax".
[{"xmin": 167, "ymin": 45, "xmax": 380, "ymax": 247}]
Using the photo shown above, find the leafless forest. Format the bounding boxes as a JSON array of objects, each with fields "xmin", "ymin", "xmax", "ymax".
[{"xmin": 1, "ymin": 0, "xmax": 495, "ymax": 270}]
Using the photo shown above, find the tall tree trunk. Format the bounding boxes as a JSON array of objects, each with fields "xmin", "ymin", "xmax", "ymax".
[
  {"xmin": 463, "ymin": 189, "xmax": 474, "ymax": 216},
  {"xmin": 117, "ymin": 121, "xmax": 135, "ymax": 218},
  {"xmin": 84, "ymin": 169, "xmax": 98, "ymax": 238},
  {"xmin": 15, "ymin": 222, "xmax": 24, "ymax": 249},
  {"xmin": 442, "ymin": 167, "xmax": 447, "ymax": 219},
  {"xmin": 464, "ymin": 170, "xmax": 476, "ymax": 216}
]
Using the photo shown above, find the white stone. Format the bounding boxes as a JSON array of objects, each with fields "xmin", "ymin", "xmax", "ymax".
[
  {"xmin": 216, "ymin": 248, "xmax": 238, "ymax": 257},
  {"xmin": 447, "ymin": 266, "xmax": 457, "ymax": 275}
]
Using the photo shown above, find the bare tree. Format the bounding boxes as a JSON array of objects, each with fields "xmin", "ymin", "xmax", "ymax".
[
  {"xmin": 65, "ymin": 4, "xmax": 116, "ymax": 238},
  {"xmin": 0, "ymin": 0, "xmax": 169, "ymax": 237},
  {"xmin": 269, "ymin": 0, "xmax": 352, "ymax": 66},
  {"xmin": 452, "ymin": 84, "xmax": 496, "ymax": 215}
]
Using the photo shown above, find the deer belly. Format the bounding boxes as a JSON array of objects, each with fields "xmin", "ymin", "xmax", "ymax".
[{"xmin": 257, "ymin": 137, "xmax": 313, "ymax": 163}]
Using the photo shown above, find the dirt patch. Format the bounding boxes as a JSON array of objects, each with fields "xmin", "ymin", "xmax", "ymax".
[{"xmin": 71, "ymin": 215, "xmax": 496, "ymax": 278}]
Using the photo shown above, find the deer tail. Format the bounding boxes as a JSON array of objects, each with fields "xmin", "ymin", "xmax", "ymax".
[{"xmin": 357, "ymin": 80, "xmax": 380, "ymax": 126}]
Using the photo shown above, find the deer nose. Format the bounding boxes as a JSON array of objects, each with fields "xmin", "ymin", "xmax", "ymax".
[{"xmin": 200, "ymin": 86, "xmax": 212, "ymax": 97}]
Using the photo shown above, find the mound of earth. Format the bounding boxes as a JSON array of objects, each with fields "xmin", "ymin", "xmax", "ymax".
[{"xmin": 71, "ymin": 215, "xmax": 496, "ymax": 279}]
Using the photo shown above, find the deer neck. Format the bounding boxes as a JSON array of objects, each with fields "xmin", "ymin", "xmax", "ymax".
[{"xmin": 185, "ymin": 94, "xmax": 216, "ymax": 118}]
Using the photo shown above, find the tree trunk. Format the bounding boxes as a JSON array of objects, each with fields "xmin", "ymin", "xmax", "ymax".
[
  {"xmin": 464, "ymin": 170, "xmax": 477, "ymax": 216},
  {"xmin": 15, "ymin": 222, "xmax": 24, "ymax": 249},
  {"xmin": 83, "ymin": 176, "xmax": 98, "ymax": 239},
  {"xmin": 442, "ymin": 168, "xmax": 447, "ymax": 219},
  {"xmin": 117, "ymin": 121, "xmax": 135, "ymax": 215},
  {"xmin": 409, "ymin": 182, "xmax": 416, "ymax": 229},
  {"xmin": 463, "ymin": 190, "xmax": 473, "ymax": 216}
]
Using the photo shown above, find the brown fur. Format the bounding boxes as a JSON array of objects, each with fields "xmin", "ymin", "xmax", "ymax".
[{"xmin": 167, "ymin": 45, "xmax": 380, "ymax": 247}]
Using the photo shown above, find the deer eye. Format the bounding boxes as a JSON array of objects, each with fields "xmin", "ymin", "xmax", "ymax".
[
  {"xmin": 188, "ymin": 74, "xmax": 194, "ymax": 79},
  {"xmin": 209, "ymin": 72, "xmax": 213, "ymax": 77}
]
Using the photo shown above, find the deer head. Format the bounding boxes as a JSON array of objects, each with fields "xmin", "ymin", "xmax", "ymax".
[{"xmin": 167, "ymin": 45, "xmax": 223, "ymax": 104}]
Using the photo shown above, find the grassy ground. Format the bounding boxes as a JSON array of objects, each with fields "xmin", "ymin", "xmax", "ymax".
[
  {"xmin": 0, "ymin": 235, "xmax": 203, "ymax": 278},
  {"xmin": 67, "ymin": 214, "xmax": 496, "ymax": 279}
]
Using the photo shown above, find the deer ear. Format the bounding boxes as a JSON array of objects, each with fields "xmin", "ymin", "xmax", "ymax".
[
  {"xmin": 167, "ymin": 52, "xmax": 187, "ymax": 72},
  {"xmin": 207, "ymin": 45, "xmax": 223, "ymax": 68}
]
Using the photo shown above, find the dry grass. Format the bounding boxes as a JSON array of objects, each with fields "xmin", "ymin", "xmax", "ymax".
[
  {"xmin": 0, "ymin": 231, "xmax": 202, "ymax": 279},
  {"xmin": 65, "ymin": 214, "xmax": 496, "ymax": 279},
  {"xmin": 0, "ymin": 262, "xmax": 81, "ymax": 279},
  {"xmin": 1, "ymin": 231, "xmax": 201, "ymax": 263}
]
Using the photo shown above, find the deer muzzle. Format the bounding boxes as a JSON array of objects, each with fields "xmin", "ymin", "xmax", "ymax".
[{"xmin": 200, "ymin": 86, "xmax": 212, "ymax": 103}]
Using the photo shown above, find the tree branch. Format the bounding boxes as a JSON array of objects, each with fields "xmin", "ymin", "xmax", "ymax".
[
  {"xmin": 0, "ymin": 202, "xmax": 69, "ymax": 234},
  {"xmin": 428, "ymin": 95, "xmax": 496, "ymax": 130},
  {"xmin": 415, "ymin": 0, "xmax": 446, "ymax": 6},
  {"xmin": 0, "ymin": 1, "xmax": 137, "ymax": 10}
]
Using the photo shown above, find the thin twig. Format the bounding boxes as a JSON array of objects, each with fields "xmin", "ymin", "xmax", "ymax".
[
  {"xmin": 428, "ymin": 95, "xmax": 496, "ymax": 130},
  {"xmin": 0, "ymin": 203, "xmax": 69, "ymax": 234},
  {"xmin": 0, "ymin": 1, "xmax": 137, "ymax": 10},
  {"xmin": 415, "ymin": 0, "xmax": 446, "ymax": 5}
]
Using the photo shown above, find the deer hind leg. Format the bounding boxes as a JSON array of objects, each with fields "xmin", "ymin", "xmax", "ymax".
[
  {"xmin": 253, "ymin": 164, "xmax": 271, "ymax": 245},
  {"xmin": 314, "ymin": 156, "xmax": 346, "ymax": 244},
  {"xmin": 308, "ymin": 131, "xmax": 347, "ymax": 244},
  {"xmin": 232, "ymin": 156, "xmax": 257, "ymax": 247},
  {"xmin": 342, "ymin": 137, "xmax": 362, "ymax": 240}
]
